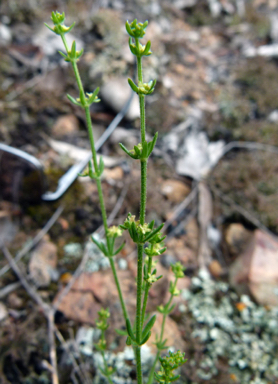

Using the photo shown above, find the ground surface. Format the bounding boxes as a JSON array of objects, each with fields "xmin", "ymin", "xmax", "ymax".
[{"xmin": 1, "ymin": 1, "xmax": 278, "ymax": 383}]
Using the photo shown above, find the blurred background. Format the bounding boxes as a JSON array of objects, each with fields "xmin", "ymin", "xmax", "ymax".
[{"xmin": 1, "ymin": 1, "xmax": 278, "ymax": 383}]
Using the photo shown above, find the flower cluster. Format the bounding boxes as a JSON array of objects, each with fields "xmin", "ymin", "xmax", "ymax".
[
  {"xmin": 120, "ymin": 213, "xmax": 165, "ymax": 249},
  {"xmin": 154, "ymin": 351, "xmax": 187, "ymax": 383}
]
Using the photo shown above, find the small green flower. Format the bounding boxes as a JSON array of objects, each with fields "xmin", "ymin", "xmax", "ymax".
[
  {"xmin": 145, "ymin": 272, "xmax": 162, "ymax": 285},
  {"xmin": 45, "ymin": 11, "xmax": 75, "ymax": 36},
  {"xmin": 145, "ymin": 242, "xmax": 167, "ymax": 257},
  {"xmin": 138, "ymin": 80, "xmax": 156, "ymax": 95},
  {"xmin": 138, "ymin": 223, "xmax": 151, "ymax": 235},
  {"xmin": 98, "ymin": 308, "xmax": 110, "ymax": 320},
  {"xmin": 171, "ymin": 262, "xmax": 185, "ymax": 279},
  {"xmin": 95, "ymin": 339, "xmax": 106, "ymax": 351},
  {"xmin": 96, "ymin": 319, "xmax": 109, "ymax": 331},
  {"xmin": 108, "ymin": 226, "xmax": 123, "ymax": 238},
  {"xmin": 121, "ymin": 213, "xmax": 138, "ymax": 229},
  {"xmin": 126, "ymin": 19, "xmax": 148, "ymax": 39},
  {"xmin": 169, "ymin": 281, "xmax": 180, "ymax": 296},
  {"xmin": 155, "ymin": 350, "xmax": 187, "ymax": 383}
]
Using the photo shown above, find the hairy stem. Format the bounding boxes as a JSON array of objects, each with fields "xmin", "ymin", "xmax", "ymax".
[
  {"xmin": 134, "ymin": 37, "xmax": 148, "ymax": 384},
  {"xmin": 141, "ymin": 257, "xmax": 153, "ymax": 323},
  {"xmin": 60, "ymin": 33, "xmax": 129, "ymax": 323},
  {"xmin": 147, "ymin": 277, "xmax": 178, "ymax": 384}
]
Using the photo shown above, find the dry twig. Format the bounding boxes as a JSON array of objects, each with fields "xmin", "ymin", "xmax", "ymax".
[{"xmin": 0, "ymin": 205, "xmax": 64, "ymax": 277}]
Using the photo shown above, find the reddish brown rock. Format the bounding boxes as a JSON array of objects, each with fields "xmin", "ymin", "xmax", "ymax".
[
  {"xmin": 160, "ymin": 179, "xmax": 191, "ymax": 204},
  {"xmin": 229, "ymin": 230, "xmax": 278, "ymax": 306},
  {"xmin": 56, "ymin": 291, "xmax": 101, "ymax": 325},
  {"xmin": 147, "ymin": 313, "xmax": 186, "ymax": 354},
  {"xmin": 225, "ymin": 223, "xmax": 253, "ymax": 255},
  {"xmin": 52, "ymin": 114, "xmax": 79, "ymax": 137},
  {"xmin": 103, "ymin": 166, "xmax": 124, "ymax": 181}
]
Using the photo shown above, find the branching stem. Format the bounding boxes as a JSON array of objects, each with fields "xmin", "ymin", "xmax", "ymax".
[{"xmin": 60, "ymin": 32, "xmax": 129, "ymax": 325}]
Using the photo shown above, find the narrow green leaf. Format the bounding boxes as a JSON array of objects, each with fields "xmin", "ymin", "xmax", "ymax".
[
  {"xmin": 89, "ymin": 87, "xmax": 100, "ymax": 103},
  {"xmin": 98, "ymin": 156, "xmax": 104, "ymax": 175},
  {"xmin": 58, "ymin": 50, "xmax": 68, "ymax": 60},
  {"xmin": 130, "ymin": 221, "xmax": 138, "ymax": 242},
  {"xmin": 119, "ymin": 143, "xmax": 137, "ymax": 159},
  {"xmin": 142, "ymin": 20, "xmax": 148, "ymax": 29},
  {"xmin": 64, "ymin": 22, "xmax": 75, "ymax": 34},
  {"xmin": 148, "ymin": 220, "xmax": 155, "ymax": 230},
  {"xmin": 168, "ymin": 303, "xmax": 176, "ymax": 314},
  {"xmin": 71, "ymin": 40, "xmax": 76, "ymax": 57},
  {"xmin": 76, "ymin": 48, "xmax": 84, "ymax": 59},
  {"xmin": 141, "ymin": 141, "xmax": 148, "ymax": 158},
  {"xmin": 126, "ymin": 319, "xmax": 136, "ymax": 341},
  {"xmin": 125, "ymin": 21, "xmax": 133, "ymax": 37},
  {"xmin": 142, "ymin": 315, "xmax": 156, "ymax": 340},
  {"xmin": 67, "ymin": 94, "xmax": 81, "ymax": 107},
  {"xmin": 113, "ymin": 242, "xmax": 125, "ymax": 256},
  {"xmin": 169, "ymin": 375, "xmax": 180, "ymax": 382},
  {"xmin": 143, "ymin": 40, "xmax": 151, "ymax": 55},
  {"xmin": 157, "ymin": 235, "xmax": 166, "ymax": 243},
  {"xmin": 148, "ymin": 132, "xmax": 158, "ymax": 156},
  {"xmin": 126, "ymin": 336, "xmax": 132, "ymax": 345},
  {"xmin": 144, "ymin": 223, "xmax": 164, "ymax": 242},
  {"xmin": 128, "ymin": 78, "xmax": 138, "ymax": 93},
  {"xmin": 115, "ymin": 328, "xmax": 128, "ymax": 336},
  {"xmin": 98, "ymin": 366, "xmax": 106, "ymax": 376},
  {"xmin": 44, "ymin": 23, "xmax": 55, "ymax": 33},
  {"xmin": 159, "ymin": 247, "xmax": 167, "ymax": 255},
  {"xmin": 140, "ymin": 330, "xmax": 151, "ymax": 345},
  {"xmin": 79, "ymin": 90, "xmax": 87, "ymax": 107}
]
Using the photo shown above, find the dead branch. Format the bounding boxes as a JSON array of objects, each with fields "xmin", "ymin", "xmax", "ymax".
[{"xmin": 0, "ymin": 205, "xmax": 64, "ymax": 277}]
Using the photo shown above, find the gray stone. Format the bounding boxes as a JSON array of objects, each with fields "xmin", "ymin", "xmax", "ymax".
[{"xmin": 100, "ymin": 78, "xmax": 140, "ymax": 121}]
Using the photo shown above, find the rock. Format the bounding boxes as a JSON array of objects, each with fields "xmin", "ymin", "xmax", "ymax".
[
  {"xmin": 29, "ymin": 238, "xmax": 58, "ymax": 287},
  {"xmin": 268, "ymin": 109, "xmax": 278, "ymax": 122},
  {"xmin": 244, "ymin": 43, "xmax": 278, "ymax": 58},
  {"xmin": 7, "ymin": 293, "xmax": 23, "ymax": 309},
  {"xmin": 208, "ymin": 0, "xmax": 222, "ymax": 17},
  {"xmin": 33, "ymin": 26, "xmax": 84, "ymax": 56},
  {"xmin": 167, "ymin": 237, "xmax": 196, "ymax": 264},
  {"xmin": 160, "ymin": 179, "xmax": 191, "ymax": 203},
  {"xmin": 103, "ymin": 166, "xmax": 124, "ymax": 181},
  {"xmin": 229, "ymin": 230, "xmax": 278, "ymax": 306},
  {"xmin": 208, "ymin": 260, "xmax": 224, "ymax": 278},
  {"xmin": 0, "ymin": 23, "xmax": 12, "ymax": 46},
  {"xmin": 0, "ymin": 302, "xmax": 8, "ymax": 321},
  {"xmin": 172, "ymin": 0, "xmax": 197, "ymax": 8},
  {"xmin": 52, "ymin": 114, "xmax": 79, "ymax": 137},
  {"xmin": 270, "ymin": 13, "xmax": 278, "ymax": 42},
  {"xmin": 100, "ymin": 78, "xmax": 140, "ymax": 121},
  {"xmin": 147, "ymin": 313, "xmax": 186, "ymax": 353},
  {"xmin": 174, "ymin": 131, "xmax": 225, "ymax": 180},
  {"xmin": 225, "ymin": 223, "xmax": 253, "ymax": 255},
  {"xmin": 56, "ymin": 291, "xmax": 101, "ymax": 325}
]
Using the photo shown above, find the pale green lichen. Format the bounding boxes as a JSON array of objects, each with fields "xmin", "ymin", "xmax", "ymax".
[{"xmin": 185, "ymin": 269, "xmax": 278, "ymax": 383}]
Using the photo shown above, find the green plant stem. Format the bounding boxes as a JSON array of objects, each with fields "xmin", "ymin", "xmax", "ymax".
[
  {"xmin": 134, "ymin": 36, "xmax": 149, "ymax": 384},
  {"xmin": 136, "ymin": 243, "xmax": 144, "ymax": 341},
  {"xmin": 140, "ymin": 160, "xmax": 147, "ymax": 225},
  {"xmin": 139, "ymin": 95, "xmax": 146, "ymax": 142},
  {"xmin": 147, "ymin": 353, "xmax": 159, "ymax": 384},
  {"xmin": 147, "ymin": 277, "xmax": 178, "ymax": 384},
  {"xmin": 141, "ymin": 257, "xmax": 153, "ymax": 323},
  {"xmin": 110, "ymin": 255, "xmax": 129, "ymax": 321},
  {"xmin": 60, "ymin": 33, "xmax": 129, "ymax": 324},
  {"xmin": 135, "ymin": 346, "xmax": 143, "ymax": 384},
  {"xmin": 100, "ymin": 350, "xmax": 113, "ymax": 384}
]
